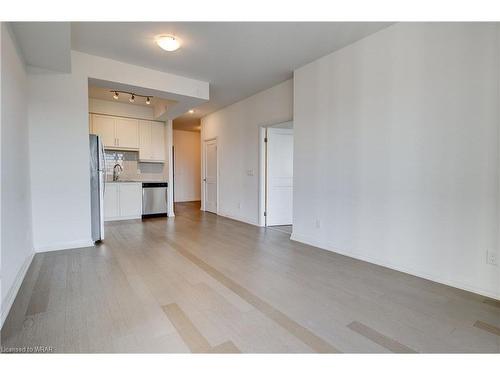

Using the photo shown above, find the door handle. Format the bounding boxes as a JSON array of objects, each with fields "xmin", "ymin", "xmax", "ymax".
[{"xmin": 203, "ymin": 178, "xmax": 207, "ymax": 182}]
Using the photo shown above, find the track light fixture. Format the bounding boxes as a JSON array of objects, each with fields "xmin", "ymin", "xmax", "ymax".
[{"xmin": 109, "ymin": 90, "xmax": 153, "ymax": 105}]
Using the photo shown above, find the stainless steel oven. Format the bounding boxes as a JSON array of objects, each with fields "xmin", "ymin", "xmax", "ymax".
[{"xmin": 142, "ymin": 182, "xmax": 168, "ymax": 218}]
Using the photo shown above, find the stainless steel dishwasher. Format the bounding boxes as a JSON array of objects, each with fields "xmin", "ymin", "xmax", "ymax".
[{"xmin": 142, "ymin": 182, "xmax": 168, "ymax": 218}]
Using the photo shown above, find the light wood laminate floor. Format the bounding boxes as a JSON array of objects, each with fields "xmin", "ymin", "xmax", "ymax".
[{"xmin": 2, "ymin": 202, "xmax": 499, "ymax": 353}]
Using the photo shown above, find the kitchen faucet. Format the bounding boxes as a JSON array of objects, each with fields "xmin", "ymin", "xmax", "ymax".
[{"xmin": 113, "ymin": 163, "xmax": 123, "ymax": 181}]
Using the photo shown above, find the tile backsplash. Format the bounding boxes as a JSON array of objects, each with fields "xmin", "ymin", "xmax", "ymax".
[{"xmin": 105, "ymin": 150, "xmax": 168, "ymax": 182}]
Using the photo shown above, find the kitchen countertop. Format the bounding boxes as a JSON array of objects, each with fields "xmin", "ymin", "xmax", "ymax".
[{"xmin": 107, "ymin": 180, "xmax": 168, "ymax": 184}]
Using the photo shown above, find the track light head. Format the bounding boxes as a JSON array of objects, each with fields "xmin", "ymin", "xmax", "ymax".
[{"xmin": 110, "ymin": 90, "xmax": 152, "ymax": 104}]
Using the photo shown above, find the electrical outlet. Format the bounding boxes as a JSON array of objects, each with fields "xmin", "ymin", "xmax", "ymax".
[
  {"xmin": 315, "ymin": 219, "xmax": 321, "ymax": 229},
  {"xmin": 486, "ymin": 250, "xmax": 498, "ymax": 266}
]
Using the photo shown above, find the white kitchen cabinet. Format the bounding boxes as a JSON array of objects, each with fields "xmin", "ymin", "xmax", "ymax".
[
  {"xmin": 103, "ymin": 183, "xmax": 120, "ymax": 220},
  {"xmin": 139, "ymin": 120, "xmax": 165, "ymax": 162},
  {"xmin": 115, "ymin": 117, "xmax": 139, "ymax": 149},
  {"xmin": 151, "ymin": 122, "xmax": 166, "ymax": 161},
  {"xmin": 118, "ymin": 183, "xmax": 142, "ymax": 218},
  {"xmin": 91, "ymin": 114, "xmax": 139, "ymax": 150},
  {"xmin": 139, "ymin": 120, "xmax": 152, "ymax": 160},
  {"xmin": 104, "ymin": 182, "xmax": 142, "ymax": 221},
  {"xmin": 92, "ymin": 115, "xmax": 116, "ymax": 148}
]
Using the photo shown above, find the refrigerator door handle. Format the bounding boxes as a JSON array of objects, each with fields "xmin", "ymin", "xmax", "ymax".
[
  {"xmin": 100, "ymin": 141, "xmax": 106, "ymax": 193},
  {"xmin": 98, "ymin": 137, "xmax": 106, "ymax": 241}
]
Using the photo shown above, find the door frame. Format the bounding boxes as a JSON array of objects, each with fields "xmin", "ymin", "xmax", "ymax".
[
  {"xmin": 166, "ymin": 120, "xmax": 175, "ymax": 217},
  {"xmin": 201, "ymin": 137, "xmax": 219, "ymax": 214},
  {"xmin": 258, "ymin": 127, "xmax": 267, "ymax": 226},
  {"xmin": 258, "ymin": 121, "xmax": 293, "ymax": 227},
  {"xmin": 172, "ymin": 145, "xmax": 175, "ymax": 204}
]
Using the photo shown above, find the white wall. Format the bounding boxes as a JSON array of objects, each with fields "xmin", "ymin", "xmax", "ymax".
[
  {"xmin": 293, "ymin": 23, "xmax": 500, "ymax": 299},
  {"xmin": 201, "ymin": 79, "xmax": 293, "ymax": 225},
  {"xmin": 173, "ymin": 130, "xmax": 201, "ymax": 202},
  {"xmin": 29, "ymin": 56, "xmax": 92, "ymax": 252},
  {"xmin": 28, "ymin": 51, "xmax": 207, "ymax": 252},
  {"xmin": 1, "ymin": 24, "xmax": 34, "ymax": 325}
]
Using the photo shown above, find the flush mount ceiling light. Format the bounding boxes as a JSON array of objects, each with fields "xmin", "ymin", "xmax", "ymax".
[
  {"xmin": 156, "ymin": 35, "xmax": 181, "ymax": 52},
  {"xmin": 188, "ymin": 109, "xmax": 194, "ymax": 114},
  {"xmin": 109, "ymin": 90, "xmax": 152, "ymax": 105}
]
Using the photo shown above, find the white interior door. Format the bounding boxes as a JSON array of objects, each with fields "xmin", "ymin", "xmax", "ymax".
[
  {"xmin": 204, "ymin": 139, "xmax": 218, "ymax": 213},
  {"xmin": 266, "ymin": 128, "xmax": 293, "ymax": 226}
]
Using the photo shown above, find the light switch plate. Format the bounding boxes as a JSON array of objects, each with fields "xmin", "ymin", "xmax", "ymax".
[{"xmin": 486, "ymin": 250, "xmax": 498, "ymax": 266}]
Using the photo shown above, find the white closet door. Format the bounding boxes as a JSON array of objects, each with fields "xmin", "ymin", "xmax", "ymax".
[
  {"xmin": 204, "ymin": 139, "xmax": 218, "ymax": 213},
  {"xmin": 266, "ymin": 128, "xmax": 293, "ymax": 226}
]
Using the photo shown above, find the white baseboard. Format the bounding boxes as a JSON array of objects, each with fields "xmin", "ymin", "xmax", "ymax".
[
  {"xmin": 291, "ymin": 231, "xmax": 500, "ymax": 301},
  {"xmin": 1, "ymin": 253, "xmax": 35, "ymax": 328},
  {"xmin": 35, "ymin": 239, "xmax": 95, "ymax": 253},
  {"xmin": 217, "ymin": 210, "xmax": 261, "ymax": 227},
  {"xmin": 104, "ymin": 215, "xmax": 141, "ymax": 222},
  {"xmin": 174, "ymin": 198, "xmax": 201, "ymax": 203}
]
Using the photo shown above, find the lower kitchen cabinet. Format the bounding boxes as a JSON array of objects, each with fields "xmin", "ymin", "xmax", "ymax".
[
  {"xmin": 104, "ymin": 182, "xmax": 142, "ymax": 221},
  {"xmin": 103, "ymin": 183, "xmax": 120, "ymax": 220}
]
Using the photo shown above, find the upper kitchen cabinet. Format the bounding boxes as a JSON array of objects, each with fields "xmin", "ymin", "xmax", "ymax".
[
  {"xmin": 151, "ymin": 122, "xmax": 166, "ymax": 161},
  {"xmin": 92, "ymin": 114, "xmax": 115, "ymax": 148},
  {"xmin": 91, "ymin": 114, "xmax": 139, "ymax": 150},
  {"xmin": 139, "ymin": 120, "xmax": 166, "ymax": 162},
  {"xmin": 115, "ymin": 117, "xmax": 139, "ymax": 149}
]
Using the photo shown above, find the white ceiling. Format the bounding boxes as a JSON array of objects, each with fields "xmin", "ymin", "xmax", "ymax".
[
  {"xmin": 73, "ymin": 22, "xmax": 392, "ymax": 120},
  {"xmin": 11, "ymin": 22, "xmax": 71, "ymax": 72}
]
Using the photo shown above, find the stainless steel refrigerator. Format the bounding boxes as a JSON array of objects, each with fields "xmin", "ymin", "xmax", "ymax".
[{"xmin": 89, "ymin": 134, "xmax": 105, "ymax": 242}]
